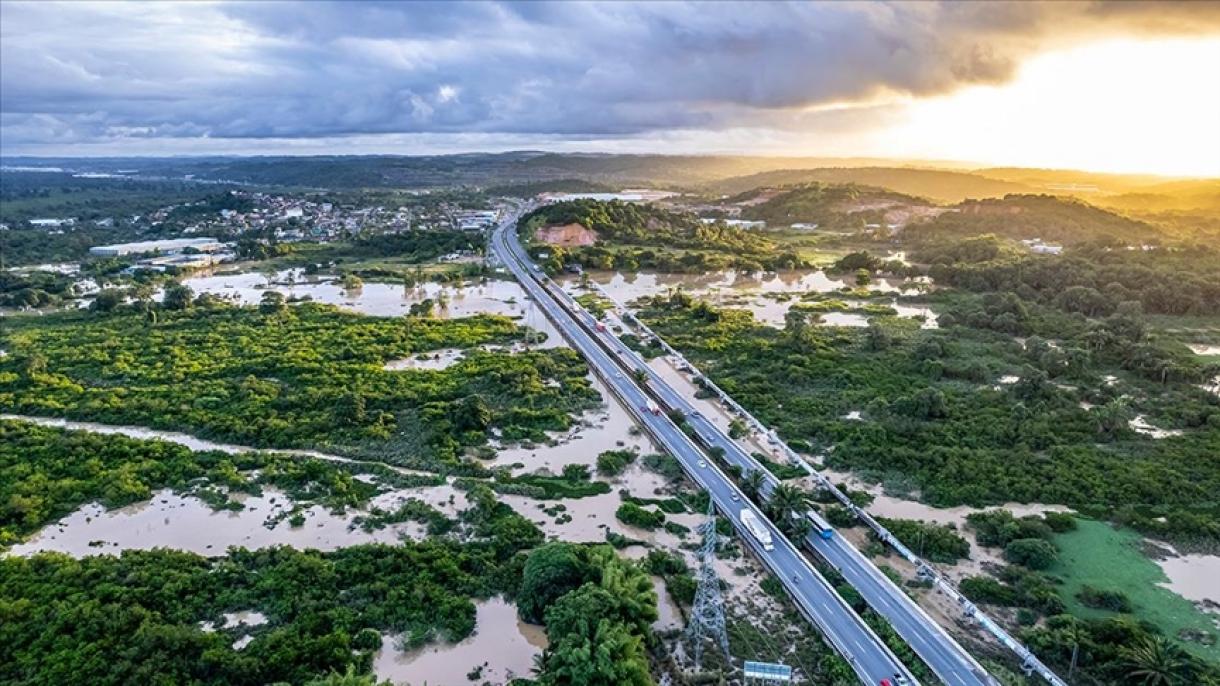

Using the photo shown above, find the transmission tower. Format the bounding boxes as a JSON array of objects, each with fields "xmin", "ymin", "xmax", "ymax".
[{"xmin": 685, "ymin": 499, "xmax": 731, "ymax": 669}]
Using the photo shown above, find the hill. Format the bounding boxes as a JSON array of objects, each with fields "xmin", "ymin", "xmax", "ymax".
[
  {"xmin": 734, "ymin": 182, "xmax": 946, "ymax": 230},
  {"xmin": 707, "ymin": 167, "xmax": 1034, "ymax": 203},
  {"xmin": 903, "ymin": 194, "xmax": 1162, "ymax": 245}
]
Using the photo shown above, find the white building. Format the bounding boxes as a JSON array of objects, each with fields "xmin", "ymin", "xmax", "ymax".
[
  {"xmin": 30, "ymin": 218, "xmax": 76, "ymax": 228},
  {"xmin": 89, "ymin": 237, "xmax": 224, "ymax": 257}
]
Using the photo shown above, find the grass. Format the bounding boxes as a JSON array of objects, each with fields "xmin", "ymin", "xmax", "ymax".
[{"xmin": 1050, "ymin": 518, "xmax": 1219, "ymax": 661}]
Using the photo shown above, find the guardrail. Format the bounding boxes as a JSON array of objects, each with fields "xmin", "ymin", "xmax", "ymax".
[
  {"xmin": 492, "ymin": 223, "xmax": 916, "ymax": 686},
  {"xmin": 584, "ymin": 279, "xmax": 1068, "ymax": 686}
]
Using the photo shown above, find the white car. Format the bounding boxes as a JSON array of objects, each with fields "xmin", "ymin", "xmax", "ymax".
[{"xmin": 697, "ymin": 460, "xmax": 707, "ymax": 468}]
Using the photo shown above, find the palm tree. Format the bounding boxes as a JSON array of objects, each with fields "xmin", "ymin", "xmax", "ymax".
[
  {"xmin": 767, "ymin": 483, "xmax": 811, "ymax": 538},
  {"xmin": 741, "ymin": 469, "xmax": 766, "ymax": 503},
  {"xmin": 1120, "ymin": 636, "xmax": 1193, "ymax": 686}
]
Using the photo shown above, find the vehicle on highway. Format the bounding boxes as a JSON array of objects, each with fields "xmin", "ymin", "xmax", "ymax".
[
  {"xmin": 644, "ymin": 399, "xmax": 661, "ymax": 415},
  {"xmin": 893, "ymin": 674, "xmax": 910, "ymax": 685},
  {"xmin": 740, "ymin": 509, "xmax": 775, "ymax": 552},
  {"xmin": 807, "ymin": 509, "xmax": 835, "ymax": 540},
  {"xmin": 595, "ymin": 321, "xmax": 606, "ymax": 332},
  {"xmin": 731, "ymin": 493, "xmax": 740, "ymax": 502},
  {"xmin": 698, "ymin": 460, "xmax": 707, "ymax": 468}
]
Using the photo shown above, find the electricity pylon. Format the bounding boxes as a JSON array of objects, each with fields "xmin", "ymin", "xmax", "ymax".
[{"xmin": 685, "ymin": 499, "xmax": 731, "ymax": 669}]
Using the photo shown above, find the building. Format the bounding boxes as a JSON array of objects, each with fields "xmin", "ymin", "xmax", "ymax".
[
  {"xmin": 30, "ymin": 217, "xmax": 76, "ymax": 228},
  {"xmin": 89, "ymin": 237, "xmax": 224, "ymax": 257}
]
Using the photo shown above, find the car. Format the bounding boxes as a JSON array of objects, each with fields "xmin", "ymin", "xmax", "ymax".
[
  {"xmin": 614, "ymin": 371, "xmax": 622, "ymax": 378},
  {"xmin": 730, "ymin": 493, "xmax": 740, "ymax": 502},
  {"xmin": 892, "ymin": 676, "xmax": 909, "ymax": 686},
  {"xmin": 697, "ymin": 460, "xmax": 707, "ymax": 468},
  {"xmin": 879, "ymin": 680, "xmax": 892, "ymax": 686}
]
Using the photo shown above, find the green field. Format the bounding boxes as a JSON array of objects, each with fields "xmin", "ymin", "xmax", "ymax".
[{"xmin": 1051, "ymin": 518, "xmax": 1219, "ymax": 661}]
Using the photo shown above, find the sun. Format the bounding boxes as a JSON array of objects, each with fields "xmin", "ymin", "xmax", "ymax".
[{"xmin": 878, "ymin": 38, "xmax": 1220, "ymax": 176}]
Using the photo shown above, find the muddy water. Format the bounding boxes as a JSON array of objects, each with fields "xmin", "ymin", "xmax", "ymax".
[
  {"xmin": 1157, "ymin": 553, "xmax": 1220, "ymax": 610},
  {"xmin": 1, "ymin": 414, "xmax": 369, "ymax": 465},
  {"xmin": 383, "ymin": 348, "xmax": 467, "ymax": 371},
  {"xmin": 1129, "ymin": 415, "xmax": 1184, "ymax": 439},
  {"xmin": 569, "ymin": 269, "xmax": 924, "ymax": 304},
  {"xmin": 8, "ymin": 487, "xmax": 415, "ymax": 557},
  {"xmin": 487, "ymin": 373, "xmax": 655, "ymax": 471},
  {"xmin": 652, "ymin": 576, "xmax": 683, "ymax": 630},
  {"xmin": 373, "ymin": 597, "xmax": 546, "ymax": 686},
  {"xmin": 184, "ymin": 269, "xmax": 565, "ymax": 348}
]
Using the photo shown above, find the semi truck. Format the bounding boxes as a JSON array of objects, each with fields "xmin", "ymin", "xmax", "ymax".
[{"xmin": 741, "ymin": 509, "xmax": 775, "ymax": 551}]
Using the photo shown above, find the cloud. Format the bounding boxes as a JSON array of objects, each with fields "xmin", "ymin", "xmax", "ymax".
[{"xmin": 2, "ymin": 0, "xmax": 1218, "ymax": 153}]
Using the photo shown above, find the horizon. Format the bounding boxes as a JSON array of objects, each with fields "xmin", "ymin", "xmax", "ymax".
[{"xmin": 3, "ymin": 1, "xmax": 1219, "ymax": 177}]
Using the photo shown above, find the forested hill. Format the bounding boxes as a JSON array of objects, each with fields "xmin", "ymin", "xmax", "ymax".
[
  {"xmin": 520, "ymin": 199, "xmax": 772, "ymax": 254},
  {"xmin": 736, "ymin": 182, "xmax": 936, "ymax": 228},
  {"xmin": 904, "ymin": 194, "xmax": 1162, "ymax": 245},
  {"xmin": 707, "ymin": 167, "xmax": 1033, "ymax": 203}
]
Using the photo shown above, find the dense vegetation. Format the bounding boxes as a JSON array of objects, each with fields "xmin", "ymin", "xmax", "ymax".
[
  {"xmin": 518, "ymin": 542, "xmax": 657, "ymax": 686},
  {"xmin": 0, "ymin": 419, "xmax": 444, "ymax": 548},
  {"xmin": 0, "ymin": 302, "xmax": 599, "ymax": 473},
  {"xmin": 957, "ymin": 512, "xmax": 1218, "ymax": 680},
  {"xmin": 1, "ymin": 485, "xmax": 541, "ymax": 686},
  {"xmin": 737, "ymin": 182, "xmax": 929, "ymax": 229},
  {"xmin": 904, "ymin": 194, "xmax": 1159, "ymax": 246},
  {"xmin": 636, "ymin": 291, "xmax": 1220, "ymax": 549},
  {"xmin": 915, "ymin": 238, "xmax": 1220, "ymax": 317},
  {"xmin": 520, "ymin": 199, "xmax": 803, "ymax": 272}
]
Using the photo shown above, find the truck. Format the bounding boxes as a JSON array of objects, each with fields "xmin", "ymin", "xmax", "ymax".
[
  {"xmin": 741, "ymin": 509, "xmax": 775, "ymax": 551},
  {"xmin": 806, "ymin": 509, "xmax": 835, "ymax": 540}
]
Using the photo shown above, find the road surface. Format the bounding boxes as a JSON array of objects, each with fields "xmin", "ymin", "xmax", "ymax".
[{"xmin": 491, "ymin": 212, "xmax": 918, "ymax": 686}]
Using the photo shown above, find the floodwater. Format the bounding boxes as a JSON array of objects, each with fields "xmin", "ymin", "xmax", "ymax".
[
  {"xmin": 183, "ymin": 268, "xmax": 565, "ymax": 347},
  {"xmin": 652, "ymin": 576, "xmax": 683, "ymax": 630},
  {"xmin": 568, "ymin": 269, "xmax": 925, "ymax": 304},
  {"xmin": 1157, "ymin": 553, "xmax": 1220, "ymax": 611},
  {"xmin": 486, "ymin": 373, "xmax": 655, "ymax": 471},
  {"xmin": 8, "ymin": 487, "xmax": 415, "ymax": 557},
  {"xmin": 1129, "ymin": 415, "xmax": 1184, "ymax": 439},
  {"xmin": 373, "ymin": 597, "xmax": 546, "ymax": 686},
  {"xmin": 1188, "ymin": 344, "xmax": 1220, "ymax": 356},
  {"xmin": 383, "ymin": 348, "xmax": 467, "ymax": 371},
  {"xmin": 566, "ymin": 270, "xmax": 935, "ymax": 329}
]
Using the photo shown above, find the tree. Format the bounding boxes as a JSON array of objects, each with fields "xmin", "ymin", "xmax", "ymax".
[
  {"xmin": 92, "ymin": 287, "xmax": 125, "ymax": 312},
  {"xmin": 538, "ymin": 617, "xmax": 652, "ymax": 686},
  {"xmin": 1004, "ymin": 538, "xmax": 1058, "ymax": 570},
  {"xmin": 1120, "ymin": 636, "xmax": 1195, "ymax": 686},
  {"xmin": 767, "ymin": 483, "xmax": 811, "ymax": 538},
  {"xmin": 728, "ymin": 419, "xmax": 747, "ymax": 439},
  {"xmin": 631, "ymin": 368, "xmax": 649, "ymax": 385},
  {"xmin": 162, "ymin": 283, "xmax": 194, "ymax": 311},
  {"xmin": 741, "ymin": 469, "xmax": 766, "ymax": 503},
  {"xmin": 518, "ymin": 543, "xmax": 594, "ymax": 624},
  {"xmin": 260, "ymin": 290, "xmax": 287, "ymax": 314},
  {"xmin": 451, "ymin": 394, "xmax": 491, "ymax": 433}
]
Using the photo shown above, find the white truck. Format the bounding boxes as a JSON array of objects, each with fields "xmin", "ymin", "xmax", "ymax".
[{"xmin": 741, "ymin": 509, "xmax": 774, "ymax": 551}]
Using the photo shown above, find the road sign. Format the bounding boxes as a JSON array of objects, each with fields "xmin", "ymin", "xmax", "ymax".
[{"xmin": 743, "ymin": 660, "xmax": 792, "ymax": 682}]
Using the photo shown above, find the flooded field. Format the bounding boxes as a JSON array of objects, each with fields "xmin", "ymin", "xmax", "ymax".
[
  {"xmin": 373, "ymin": 597, "xmax": 546, "ymax": 686},
  {"xmin": 487, "ymin": 373, "xmax": 656, "ymax": 471},
  {"xmin": 1158, "ymin": 552, "xmax": 1220, "ymax": 612},
  {"xmin": 562, "ymin": 269, "xmax": 935, "ymax": 329},
  {"xmin": 184, "ymin": 268, "xmax": 566, "ymax": 347},
  {"xmin": 8, "ymin": 487, "xmax": 416, "ymax": 557}
]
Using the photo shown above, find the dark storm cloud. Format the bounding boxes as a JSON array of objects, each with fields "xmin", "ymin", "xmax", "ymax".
[{"xmin": 1, "ymin": 0, "xmax": 1218, "ymax": 151}]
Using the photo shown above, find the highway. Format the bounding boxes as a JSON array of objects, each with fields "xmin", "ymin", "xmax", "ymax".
[
  {"xmin": 490, "ymin": 212, "xmax": 918, "ymax": 686},
  {"xmin": 494, "ymin": 206, "xmax": 998, "ymax": 686},
  {"xmin": 584, "ymin": 325, "xmax": 998, "ymax": 686}
]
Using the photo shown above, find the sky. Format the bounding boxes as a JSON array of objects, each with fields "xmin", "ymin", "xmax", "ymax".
[{"xmin": 2, "ymin": 0, "xmax": 1219, "ymax": 176}]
